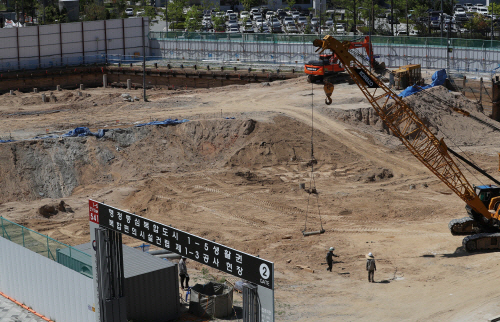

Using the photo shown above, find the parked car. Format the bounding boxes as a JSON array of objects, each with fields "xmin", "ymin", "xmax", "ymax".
[
  {"xmin": 335, "ymin": 24, "xmax": 345, "ymax": 34},
  {"xmin": 325, "ymin": 19, "xmax": 333, "ymax": 27},
  {"xmin": 297, "ymin": 16, "xmax": 307, "ymax": 25},
  {"xmin": 226, "ymin": 19, "xmax": 239, "ymax": 29},
  {"xmin": 125, "ymin": 8, "xmax": 134, "ymax": 16},
  {"xmin": 291, "ymin": 11, "xmax": 300, "ymax": 19},
  {"xmin": 287, "ymin": 24, "xmax": 299, "ymax": 33},
  {"xmin": 227, "ymin": 27, "xmax": 239, "ymax": 33},
  {"xmin": 240, "ymin": 11, "xmax": 250, "ymax": 20},
  {"xmin": 269, "ymin": 20, "xmax": 282, "ymax": 33},
  {"xmin": 250, "ymin": 8, "xmax": 260, "ymax": 19},
  {"xmin": 266, "ymin": 11, "xmax": 274, "ymax": 20},
  {"xmin": 477, "ymin": 7, "xmax": 489, "ymax": 15},
  {"xmin": 283, "ymin": 16, "xmax": 294, "ymax": 25},
  {"xmin": 253, "ymin": 13, "xmax": 262, "ymax": 21},
  {"xmin": 455, "ymin": 13, "xmax": 468, "ymax": 22},
  {"xmin": 228, "ymin": 13, "xmax": 238, "ymax": 21},
  {"xmin": 255, "ymin": 17, "xmax": 265, "ymax": 28},
  {"xmin": 311, "ymin": 17, "xmax": 319, "ymax": 27}
]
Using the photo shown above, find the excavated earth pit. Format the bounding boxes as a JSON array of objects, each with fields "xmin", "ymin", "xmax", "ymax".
[{"xmin": 2, "ymin": 77, "xmax": 500, "ymax": 321}]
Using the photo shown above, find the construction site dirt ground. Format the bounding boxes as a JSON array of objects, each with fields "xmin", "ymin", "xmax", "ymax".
[{"xmin": 2, "ymin": 73, "xmax": 500, "ymax": 322}]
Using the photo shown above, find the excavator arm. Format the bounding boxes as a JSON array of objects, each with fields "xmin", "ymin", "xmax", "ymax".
[{"xmin": 312, "ymin": 35, "xmax": 498, "ymax": 224}]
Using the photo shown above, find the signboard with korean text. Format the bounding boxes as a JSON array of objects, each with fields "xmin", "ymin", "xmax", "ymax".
[{"xmin": 90, "ymin": 199, "xmax": 274, "ymax": 291}]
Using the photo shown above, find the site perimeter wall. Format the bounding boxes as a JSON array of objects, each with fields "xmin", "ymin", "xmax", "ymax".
[
  {"xmin": 0, "ymin": 18, "xmax": 149, "ymax": 71},
  {"xmin": 150, "ymin": 33, "xmax": 500, "ymax": 74},
  {"xmin": 0, "ymin": 236, "xmax": 95, "ymax": 322}
]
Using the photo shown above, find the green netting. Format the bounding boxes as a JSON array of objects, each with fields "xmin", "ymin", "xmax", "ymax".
[
  {"xmin": 149, "ymin": 31, "xmax": 500, "ymax": 50},
  {"xmin": 0, "ymin": 216, "xmax": 92, "ymax": 278}
]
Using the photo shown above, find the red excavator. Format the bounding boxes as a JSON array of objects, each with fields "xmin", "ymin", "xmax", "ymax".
[{"xmin": 304, "ymin": 36, "xmax": 384, "ymax": 83}]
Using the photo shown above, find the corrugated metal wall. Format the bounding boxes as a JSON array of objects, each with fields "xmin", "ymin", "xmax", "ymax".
[
  {"xmin": 150, "ymin": 34, "xmax": 500, "ymax": 74},
  {"xmin": 0, "ymin": 237, "xmax": 95, "ymax": 322},
  {"xmin": 0, "ymin": 18, "xmax": 149, "ymax": 71}
]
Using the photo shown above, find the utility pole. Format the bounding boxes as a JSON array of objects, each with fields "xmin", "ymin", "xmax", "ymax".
[
  {"xmin": 440, "ymin": 0, "xmax": 443, "ymax": 38},
  {"xmin": 142, "ymin": 17, "xmax": 147, "ymax": 102},
  {"xmin": 491, "ymin": 5, "xmax": 494, "ymax": 42},
  {"xmin": 391, "ymin": 0, "xmax": 393, "ymax": 36},
  {"xmin": 354, "ymin": 0, "xmax": 357, "ymax": 34},
  {"xmin": 406, "ymin": 0, "xmax": 409, "ymax": 35}
]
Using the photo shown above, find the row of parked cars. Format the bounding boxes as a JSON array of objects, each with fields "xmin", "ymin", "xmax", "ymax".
[{"xmin": 200, "ymin": 8, "xmax": 346, "ymax": 34}]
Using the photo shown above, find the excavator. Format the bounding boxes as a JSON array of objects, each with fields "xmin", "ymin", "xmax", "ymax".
[
  {"xmin": 313, "ymin": 35, "xmax": 500, "ymax": 252},
  {"xmin": 304, "ymin": 36, "xmax": 385, "ymax": 83}
]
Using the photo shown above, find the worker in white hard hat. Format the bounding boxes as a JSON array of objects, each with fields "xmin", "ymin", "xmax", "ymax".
[
  {"xmin": 326, "ymin": 247, "xmax": 339, "ymax": 272},
  {"xmin": 366, "ymin": 252, "xmax": 376, "ymax": 283}
]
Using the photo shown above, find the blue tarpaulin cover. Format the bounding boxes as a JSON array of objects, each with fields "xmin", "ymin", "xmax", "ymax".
[
  {"xmin": 135, "ymin": 118, "xmax": 189, "ymax": 127},
  {"xmin": 398, "ymin": 69, "xmax": 447, "ymax": 98},
  {"xmin": 62, "ymin": 127, "xmax": 107, "ymax": 138},
  {"xmin": 1, "ymin": 118, "xmax": 190, "ymax": 144}
]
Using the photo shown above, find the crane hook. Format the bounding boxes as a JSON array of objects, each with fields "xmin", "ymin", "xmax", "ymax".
[{"xmin": 324, "ymin": 82, "xmax": 334, "ymax": 105}]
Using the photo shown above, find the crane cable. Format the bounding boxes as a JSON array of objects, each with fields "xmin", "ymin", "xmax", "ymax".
[{"xmin": 303, "ymin": 82, "xmax": 325, "ymax": 234}]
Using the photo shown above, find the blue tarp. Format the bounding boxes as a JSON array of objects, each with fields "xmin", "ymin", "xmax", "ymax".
[
  {"xmin": 1, "ymin": 118, "xmax": 190, "ymax": 144},
  {"xmin": 398, "ymin": 69, "xmax": 447, "ymax": 98},
  {"xmin": 62, "ymin": 127, "xmax": 107, "ymax": 138},
  {"xmin": 134, "ymin": 118, "xmax": 189, "ymax": 127}
]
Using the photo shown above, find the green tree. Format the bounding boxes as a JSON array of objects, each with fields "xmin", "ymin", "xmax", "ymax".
[
  {"xmin": 285, "ymin": 0, "xmax": 295, "ymax": 11},
  {"xmin": 83, "ymin": 3, "xmax": 107, "ymax": 21},
  {"xmin": 184, "ymin": 5, "xmax": 201, "ymax": 31},
  {"xmin": 212, "ymin": 14, "xmax": 225, "ymax": 31},
  {"xmin": 304, "ymin": 16, "xmax": 312, "ymax": 34},
  {"xmin": 143, "ymin": 6, "xmax": 157, "ymax": 24},
  {"xmin": 465, "ymin": 12, "xmax": 489, "ymax": 33},
  {"xmin": 241, "ymin": 0, "xmax": 258, "ymax": 11},
  {"xmin": 167, "ymin": 0, "xmax": 186, "ymax": 29}
]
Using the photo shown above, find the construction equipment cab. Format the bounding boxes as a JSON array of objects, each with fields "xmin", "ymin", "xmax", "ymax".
[
  {"xmin": 475, "ymin": 185, "xmax": 500, "ymax": 209},
  {"xmin": 304, "ymin": 36, "xmax": 381, "ymax": 83}
]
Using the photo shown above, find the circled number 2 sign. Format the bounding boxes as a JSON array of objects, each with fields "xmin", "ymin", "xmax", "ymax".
[{"xmin": 260, "ymin": 263, "xmax": 270, "ymax": 280}]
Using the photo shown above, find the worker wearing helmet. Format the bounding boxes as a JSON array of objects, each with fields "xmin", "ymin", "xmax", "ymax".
[{"xmin": 326, "ymin": 247, "xmax": 339, "ymax": 272}]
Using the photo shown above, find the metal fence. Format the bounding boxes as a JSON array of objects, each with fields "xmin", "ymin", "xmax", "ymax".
[
  {"xmin": 0, "ymin": 216, "xmax": 92, "ymax": 278},
  {"xmin": 149, "ymin": 32, "xmax": 500, "ymax": 74}
]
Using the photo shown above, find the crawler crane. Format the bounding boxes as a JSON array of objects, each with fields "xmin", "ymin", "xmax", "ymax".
[{"xmin": 313, "ymin": 35, "xmax": 500, "ymax": 252}]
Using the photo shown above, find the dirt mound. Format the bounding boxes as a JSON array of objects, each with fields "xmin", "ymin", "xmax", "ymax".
[
  {"xmin": 38, "ymin": 200, "xmax": 73, "ymax": 218},
  {"xmin": 0, "ymin": 116, "xmax": 362, "ymax": 204},
  {"xmin": 320, "ymin": 85, "xmax": 500, "ymax": 149}
]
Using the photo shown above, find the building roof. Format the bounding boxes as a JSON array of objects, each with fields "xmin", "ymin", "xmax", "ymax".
[{"xmin": 74, "ymin": 242, "xmax": 175, "ymax": 278}]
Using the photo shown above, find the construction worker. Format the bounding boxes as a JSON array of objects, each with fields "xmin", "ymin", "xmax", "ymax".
[
  {"xmin": 179, "ymin": 256, "xmax": 190, "ymax": 290},
  {"xmin": 326, "ymin": 247, "xmax": 339, "ymax": 272},
  {"xmin": 366, "ymin": 252, "xmax": 376, "ymax": 282}
]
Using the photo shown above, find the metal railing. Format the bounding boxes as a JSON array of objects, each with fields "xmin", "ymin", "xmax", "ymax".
[{"xmin": 0, "ymin": 216, "xmax": 92, "ymax": 278}]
